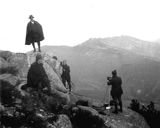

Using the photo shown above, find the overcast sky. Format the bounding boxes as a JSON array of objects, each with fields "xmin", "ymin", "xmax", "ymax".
[{"xmin": 0, "ymin": 0, "xmax": 160, "ymax": 52}]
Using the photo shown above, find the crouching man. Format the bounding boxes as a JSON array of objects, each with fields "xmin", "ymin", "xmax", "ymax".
[
  {"xmin": 107, "ymin": 70, "xmax": 123, "ymax": 114},
  {"xmin": 22, "ymin": 54, "xmax": 51, "ymax": 94}
]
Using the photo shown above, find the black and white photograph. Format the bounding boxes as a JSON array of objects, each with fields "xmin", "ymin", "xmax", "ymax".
[{"xmin": 0, "ymin": 0, "xmax": 160, "ymax": 128}]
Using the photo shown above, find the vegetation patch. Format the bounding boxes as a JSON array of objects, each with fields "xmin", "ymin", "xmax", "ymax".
[{"xmin": 128, "ymin": 99, "xmax": 160, "ymax": 128}]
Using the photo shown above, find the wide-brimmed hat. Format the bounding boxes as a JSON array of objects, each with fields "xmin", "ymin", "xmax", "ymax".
[{"xmin": 29, "ymin": 15, "xmax": 34, "ymax": 19}]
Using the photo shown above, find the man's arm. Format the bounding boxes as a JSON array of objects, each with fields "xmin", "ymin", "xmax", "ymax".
[
  {"xmin": 120, "ymin": 77, "xmax": 122, "ymax": 85},
  {"xmin": 107, "ymin": 79, "xmax": 113, "ymax": 86}
]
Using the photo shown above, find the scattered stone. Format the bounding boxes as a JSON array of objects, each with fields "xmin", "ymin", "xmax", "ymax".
[{"xmin": 53, "ymin": 114, "xmax": 72, "ymax": 128}]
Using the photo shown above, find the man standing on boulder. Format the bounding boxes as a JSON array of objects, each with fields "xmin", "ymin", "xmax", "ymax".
[
  {"xmin": 21, "ymin": 54, "xmax": 51, "ymax": 94},
  {"xmin": 25, "ymin": 15, "xmax": 44, "ymax": 52},
  {"xmin": 107, "ymin": 70, "xmax": 123, "ymax": 114},
  {"xmin": 61, "ymin": 60, "xmax": 72, "ymax": 93}
]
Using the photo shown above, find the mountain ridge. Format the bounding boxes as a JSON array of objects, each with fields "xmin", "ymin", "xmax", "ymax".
[{"xmin": 28, "ymin": 36, "xmax": 160, "ymax": 104}]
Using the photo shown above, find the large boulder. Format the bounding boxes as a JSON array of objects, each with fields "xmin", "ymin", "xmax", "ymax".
[
  {"xmin": 0, "ymin": 74, "xmax": 20, "ymax": 86},
  {"xmin": 7, "ymin": 52, "xmax": 70, "ymax": 103},
  {"xmin": 0, "ymin": 51, "xmax": 14, "ymax": 60},
  {"xmin": 0, "ymin": 74, "xmax": 21, "ymax": 106},
  {"xmin": 72, "ymin": 105, "xmax": 149, "ymax": 128},
  {"xmin": 69, "ymin": 93, "xmax": 150, "ymax": 128},
  {"xmin": 28, "ymin": 52, "xmax": 57, "ymax": 68},
  {"xmin": 7, "ymin": 53, "xmax": 29, "ymax": 78},
  {"xmin": 70, "ymin": 105, "xmax": 105, "ymax": 128},
  {"xmin": 53, "ymin": 114, "xmax": 72, "ymax": 128},
  {"xmin": 29, "ymin": 52, "xmax": 62, "ymax": 78},
  {"xmin": 102, "ymin": 107, "xmax": 149, "ymax": 128},
  {"xmin": 53, "ymin": 61, "xmax": 62, "ymax": 79},
  {"xmin": 0, "ymin": 57, "xmax": 8, "ymax": 70},
  {"xmin": 28, "ymin": 53, "xmax": 69, "ymax": 100}
]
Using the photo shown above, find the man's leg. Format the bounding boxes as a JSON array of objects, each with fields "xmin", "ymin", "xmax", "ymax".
[
  {"xmin": 62, "ymin": 78, "xmax": 66, "ymax": 88},
  {"xmin": 117, "ymin": 95, "xmax": 123, "ymax": 112},
  {"xmin": 67, "ymin": 79, "xmax": 71, "ymax": 93},
  {"xmin": 32, "ymin": 42, "xmax": 36, "ymax": 52},
  {"xmin": 112, "ymin": 95, "xmax": 118, "ymax": 114},
  {"xmin": 37, "ymin": 41, "xmax": 41, "ymax": 52}
]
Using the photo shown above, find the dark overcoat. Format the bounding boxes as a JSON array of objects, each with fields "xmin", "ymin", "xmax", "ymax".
[
  {"xmin": 25, "ymin": 20, "xmax": 44, "ymax": 45},
  {"xmin": 26, "ymin": 62, "xmax": 49, "ymax": 89},
  {"xmin": 107, "ymin": 76, "xmax": 123, "ymax": 96},
  {"xmin": 61, "ymin": 65, "xmax": 71, "ymax": 80}
]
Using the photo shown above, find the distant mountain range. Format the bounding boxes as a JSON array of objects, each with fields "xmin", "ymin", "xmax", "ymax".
[{"xmin": 33, "ymin": 36, "xmax": 160, "ymax": 104}]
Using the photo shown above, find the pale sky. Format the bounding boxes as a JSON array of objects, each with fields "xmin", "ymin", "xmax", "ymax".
[{"xmin": 0, "ymin": 0, "xmax": 160, "ymax": 52}]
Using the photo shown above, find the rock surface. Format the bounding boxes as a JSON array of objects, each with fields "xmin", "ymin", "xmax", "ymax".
[
  {"xmin": 102, "ymin": 107, "xmax": 150, "ymax": 128},
  {"xmin": 0, "ymin": 50, "xmax": 150, "ymax": 128},
  {"xmin": 0, "ymin": 51, "xmax": 13, "ymax": 60},
  {"xmin": 0, "ymin": 74, "xmax": 20, "ymax": 87},
  {"xmin": 7, "ymin": 53, "xmax": 29, "ymax": 78},
  {"xmin": 53, "ymin": 114, "xmax": 72, "ymax": 128},
  {"xmin": 0, "ymin": 57, "xmax": 8, "ymax": 69},
  {"xmin": 0, "ymin": 51, "xmax": 70, "ymax": 103},
  {"xmin": 70, "ymin": 93, "xmax": 150, "ymax": 128}
]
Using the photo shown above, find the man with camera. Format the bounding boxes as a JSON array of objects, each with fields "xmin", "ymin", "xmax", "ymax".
[{"xmin": 107, "ymin": 70, "xmax": 123, "ymax": 114}]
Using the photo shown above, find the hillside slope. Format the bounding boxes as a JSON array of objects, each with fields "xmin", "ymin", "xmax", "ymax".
[{"xmin": 34, "ymin": 36, "xmax": 160, "ymax": 104}]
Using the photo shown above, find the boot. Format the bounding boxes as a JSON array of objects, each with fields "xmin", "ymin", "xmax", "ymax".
[
  {"xmin": 38, "ymin": 48, "xmax": 41, "ymax": 52},
  {"xmin": 33, "ymin": 49, "xmax": 36, "ymax": 52},
  {"xmin": 119, "ymin": 101, "xmax": 123, "ymax": 112},
  {"xmin": 112, "ymin": 110, "xmax": 118, "ymax": 114},
  {"xmin": 112, "ymin": 103, "xmax": 118, "ymax": 114}
]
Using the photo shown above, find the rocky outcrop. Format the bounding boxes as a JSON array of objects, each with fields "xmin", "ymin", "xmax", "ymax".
[
  {"xmin": 0, "ymin": 51, "xmax": 13, "ymax": 60},
  {"xmin": 102, "ymin": 107, "xmax": 149, "ymax": 128},
  {"xmin": 0, "ymin": 105, "xmax": 72, "ymax": 128},
  {"xmin": 7, "ymin": 53, "xmax": 29, "ymax": 78},
  {"xmin": 0, "ymin": 74, "xmax": 20, "ymax": 86},
  {"xmin": 70, "ymin": 104, "xmax": 150, "ymax": 128},
  {"xmin": 69, "ymin": 93, "xmax": 150, "ymax": 128},
  {"xmin": 0, "ymin": 57, "xmax": 8, "ymax": 69},
  {"xmin": 28, "ymin": 52, "xmax": 69, "ymax": 100},
  {"xmin": 0, "ymin": 51, "xmax": 70, "ymax": 104},
  {"xmin": 0, "ymin": 50, "xmax": 150, "ymax": 128},
  {"xmin": 53, "ymin": 114, "xmax": 72, "ymax": 128}
]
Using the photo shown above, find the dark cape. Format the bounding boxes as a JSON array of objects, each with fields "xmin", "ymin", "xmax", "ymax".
[
  {"xmin": 25, "ymin": 20, "xmax": 44, "ymax": 45},
  {"xmin": 26, "ymin": 62, "xmax": 49, "ymax": 89}
]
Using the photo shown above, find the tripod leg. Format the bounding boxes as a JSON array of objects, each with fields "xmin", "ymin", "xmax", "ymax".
[
  {"xmin": 102, "ymin": 85, "xmax": 109, "ymax": 103},
  {"xmin": 108, "ymin": 87, "xmax": 111, "ymax": 105}
]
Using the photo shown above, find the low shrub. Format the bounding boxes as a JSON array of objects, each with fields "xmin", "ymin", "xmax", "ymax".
[{"xmin": 128, "ymin": 99, "xmax": 160, "ymax": 128}]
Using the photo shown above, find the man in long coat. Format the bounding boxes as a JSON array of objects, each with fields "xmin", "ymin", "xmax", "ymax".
[
  {"xmin": 21, "ymin": 54, "xmax": 51, "ymax": 94},
  {"xmin": 61, "ymin": 60, "xmax": 72, "ymax": 93},
  {"xmin": 25, "ymin": 15, "xmax": 44, "ymax": 52},
  {"xmin": 107, "ymin": 70, "xmax": 123, "ymax": 114}
]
